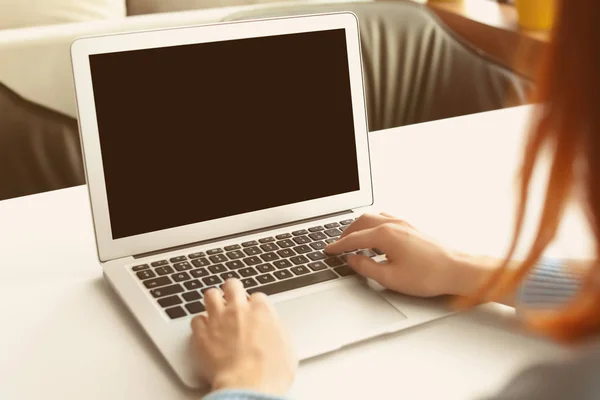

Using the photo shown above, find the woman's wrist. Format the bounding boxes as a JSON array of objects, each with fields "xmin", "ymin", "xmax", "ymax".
[
  {"xmin": 447, "ymin": 252, "xmax": 520, "ymax": 306},
  {"xmin": 212, "ymin": 368, "xmax": 287, "ymax": 397},
  {"xmin": 447, "ymin": 252, "xmax": 499, "ymax": 297}
]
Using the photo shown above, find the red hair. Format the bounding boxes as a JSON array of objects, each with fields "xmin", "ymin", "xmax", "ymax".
[{"xmin": 460, "ymin": 0, "xmax": 600, "ymax": 341}]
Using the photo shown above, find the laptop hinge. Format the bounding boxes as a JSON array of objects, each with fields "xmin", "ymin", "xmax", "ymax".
[{"xmin": 133, "ymin": 210, "xmax": 354, "ymax": 259}]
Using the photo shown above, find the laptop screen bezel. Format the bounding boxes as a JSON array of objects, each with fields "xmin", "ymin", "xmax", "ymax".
[{"xmin": 71, "ymin": 12, "xmax": 373, "ymax": 262}]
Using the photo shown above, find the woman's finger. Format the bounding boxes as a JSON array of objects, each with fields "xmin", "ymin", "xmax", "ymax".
[
  {"xmin": 249, "ymin": 291, "xmax": 276, "ymax": 312},
  {"xmin": 221, "ymin": 278, "xmax": 247, "ymax": 307},
  {"xmin": 191, "ymin": 314, "xmax": 208, "ymax": 334},
  {"xmin": 204, "ymin": 288, "xmax": 225, "ymax": 317},
  {"xmin": 339, "ymin": 213, "xmax": 390, "ymax": 238},
  {"xmin": 346, "ymin": 255, "xmax": 394, "ymax": 286},
  {"xmin": 326, "ymin": 225, "xmax": 399, "ymax": 255}
]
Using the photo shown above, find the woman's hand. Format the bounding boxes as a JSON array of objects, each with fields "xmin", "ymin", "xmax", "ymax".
[
  {"xmin": 325, "ymin": 213, "xmax": 490, "ymax": 298},
  {"xmin": 191, "ymin": 279, "xmax": 297, "ymax": 396}
]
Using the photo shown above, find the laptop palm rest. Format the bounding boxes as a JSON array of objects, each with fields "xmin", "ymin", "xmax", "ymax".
[{"xmin": 274, "ymin": 280, "xmax": 407, "ymax": 360}]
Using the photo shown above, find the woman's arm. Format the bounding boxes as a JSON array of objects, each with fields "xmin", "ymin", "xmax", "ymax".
[
  {"xmin": 455, "ymin": 255, "xmax": 584, "ymax": 308},
  {"xmin": 482, "ymin": 342, "xmax": 600, "ymax": 400},
  {"xmin": 325, "ymin": 213, "xmax": 588, "ymax": 308}
]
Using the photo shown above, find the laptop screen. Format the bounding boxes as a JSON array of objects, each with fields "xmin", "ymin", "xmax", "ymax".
[{"xmin": 89, "ymin": 28, "xmax": 360, "ymax": 240}]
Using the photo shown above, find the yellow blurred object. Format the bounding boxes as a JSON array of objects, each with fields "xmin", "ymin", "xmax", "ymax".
[
  {"xmin": 515, "ymin": 0, "xmax": 556, "ymax": 31},
  {"xmin": 427, "ymin": 0, "xmax": 462, "ymax": 3}
]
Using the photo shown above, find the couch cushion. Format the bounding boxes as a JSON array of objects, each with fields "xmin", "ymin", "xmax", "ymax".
[
  {"xmin": 127, "ymin": 0, "xmax": 307, "ymax": 15},
  {"xmin": 0, "ymin": 0, "xmax": 126, "ymax": 29},
  {"xmin": 0, "ymin": 82, "xmax": 84, "ymax": 200}
]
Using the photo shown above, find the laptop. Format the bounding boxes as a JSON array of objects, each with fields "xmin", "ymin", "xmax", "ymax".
[{"xmin": 71, "ymin": 12, "xmax": 451, "ymax": 388}]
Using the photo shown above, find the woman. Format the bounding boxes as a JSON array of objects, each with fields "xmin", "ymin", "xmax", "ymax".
[{"xmin": 191, "ymin": 0, "xmax": 600, "ymax": 398}]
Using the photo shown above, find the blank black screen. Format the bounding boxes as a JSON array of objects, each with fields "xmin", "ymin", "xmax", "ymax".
[{"xmin": 90, "ymin": 29, "xmax": 359, "ymax": 239}]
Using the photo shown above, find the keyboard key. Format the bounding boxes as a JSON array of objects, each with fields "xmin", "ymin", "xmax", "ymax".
[
  {"xmin": 188, "ymin": 252, "xmax": 206, "ymax": 259},
  {"xmin": 209, "ymin": 264, "xmax": 227, "ymax": 274},
  {"xmin": 257, "ymin": 263, "xmax": 276, "ymax": 273},
  {"xmin": 158, "ymin": 295, "xmax": 182, "ymax": 308},
  {"xmin": 172, "ymin": 272, "xmax": 192, "ymax": 282},
  {"xmin": 151, "ymin": 260, "xmax": 168, "ymax": 267},
  {"xmin": 324, "ymin": 222, "xmax": 340, "ymax": 229},
  {"xmin": 242, "ymin": 240, "xmax": 258, "ymax": 247},
  {"xmin": 221, "ymin": 271, "xmax": 240, "ymax": 280},
  {"xmin": 277, "ymin": 248, "xmax": 296, "ymax": 258},
  {"xmin": 273, "ymin": 259, "xmax": 292, "ymax": 269},
  {"xmin": 243, "ymin": 247, "xmax": 262, "ymax": 256},
  {"xmin": 340, "ymin": 219, "xmax": 354, "ymax": 225},
  {"xmin": 256, "ymin": 273, "xmax": 276, "ymax": 284},
  {"xmin": 291, "ymin": 265, "xmax": 311, "ymax": 276},
  {"xmin": 340, "ymin": 254, "xmax": 353, "ymax": 263},
  {"xmin": 202, "ymin": 275, "xmax": 223, "ymax": 286},
  {"xmin": 325, "ymin": 228, "xmax": 343, "ymax": 237},
  {"xmin": 373, "ymin": 248, "xmax": 385, "ymax": 255},
  {"xmin": 310, "ymin": 241, "xmax": 326, "ymax": 250},
  {"xmin": 132, "ymin": 264, "xmax": 149, "ymax": 271},
  {"xmin": 308, "ymin": 232, "xmax": 327, "ymax": 241},
  {"xmin": 173, "ymin": 261, "xmax": 193, "ymax": 271},
  {"xmin": 259, "ymin": 237, "xmax": 275, "ymax": 243},
  {"xmin": 260, "ymin": 243, "xmax": 279, "ymax": 252},
  {"xmin": 155, "ymin": 265, "xmax": 175, "ymax": 276},
  {"xmin": 292, "ymin": 229, "xmax": 308, "ymax": 236},
  {"xmin": 209, "ymin": 254, "xmax": 228, "ymax": 263},
  {"xmin": 260, "ymin": 252, "xmax": 279, "ymax": 262},
  {"xmin": 207, "ymin": 248, "xmax": 223, "ymax": 255},
  {"xmin": 226, "ymin": 250, "xmax": 245, "ymax": 260},
  {"xmin": 226, "ymin": 260, "xmax": 245, "ymax": 270},
  {"xmin": 292, "ymin": 236, "xmax": 310, "ymax": 245},
  {"xmin": 239, "ymin": 267, "xmax": 258, "ymax": 277},
  {"xmin": 151, "ymin": 284, "xmax": 184, "ymax": 298},
  {"xmin": 191, "ymin": 268, "xmax": 209, "ymax": 278},
  {"xmin": 182, "ymin": 291, "xmax": 202, "ymax": 302},
  {"xmin": 276, "ymin": 233, "xmax": 292, "ymax": 239},
  {"xmin": 170, "ymin": 256, "xmax": 187, "ymax": 263},
  {"xmin": 357, "ymin": 249, "xmax": 376, "ymax": 258},
  {"xmin": 136, "ymin": 270, "xmax": 156, "ymax": 280},
  {"xmin": 334, "ymin": 265, "xmax": 356, "ymax": 277},
  {"xmin": 165, "ymin": 306, "xmax": 186, "ymax": 319},
  {"xmin": 243, "ymin": 256, "xmax": 262, "ymax": 266},
  {"xmin": 307, "ymin": 251, "xmax": 326, "ymax": 261},
  {"xmin": 293, "ymin": 245, "xmax": 311, "ymax": 254},
  {"xmin": 324, "ymin": 238, "xmax": 337, "ymax": 245},
  {"xmin": 241, "ymin": 277, "xmax": 258, "ymax": 288},
  {"xmin": 290, "ymin": 255, "xmax": 309, "ymax": 265},
  {"xmin": 192, "ymin": 258, "xmax": 210, "ymax": 268},
  {"xmin": 274, "ymin": 270, "xmax": 293, "ymax": 280},
  {"xmin": 324, "ymin": 248, "xmax": 341, "ymax": 256},
  {"xmin": 143, "ymin": 276, "xmax": 172, "ymax": 289},
  {"xmin": 308, "ymin": 226, "xmax": 324, "ymax": 232},
  {"xmin": 185, "ymin": 301, "xmax": 206, "ymax": 315},
  {"xmin": 224, "ymin": 244, "xmax": 241, "ymax": 251},
  {"xmin": 308, "ymin": 261, "xmax": 328, "ymax": 271},
  {"xmin": 325, "ymin": 257, "xmax": 344, "ymax": 267},
  {"xmin": 339, "ymin": 226, "xmax": 347, "ymax": 232},
  {"xmin": 184, "ymin": 279, "xmax": 203, "ymax": 290},
  {"xmin": 249, "ymin": 270, "xmax": 338, "ymax": 295},
  {"xmin": 277, "ymin": 239, "xmax": 295, "ymax": 248}
]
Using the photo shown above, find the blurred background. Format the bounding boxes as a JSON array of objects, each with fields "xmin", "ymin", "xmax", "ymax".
[{"xmin": 0, "ymin": 0, "xmax": 554, "ymax": 201}]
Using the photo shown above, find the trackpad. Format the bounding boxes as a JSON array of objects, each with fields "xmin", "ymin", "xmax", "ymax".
[{"xmin": 274, "ymin": 280, "xmax": 407, "ymax": 359}]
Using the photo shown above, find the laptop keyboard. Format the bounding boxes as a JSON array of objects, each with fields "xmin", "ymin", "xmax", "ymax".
[{"xmin": 131, "ymin": 218, "xmax": 385, "ymax": 320}]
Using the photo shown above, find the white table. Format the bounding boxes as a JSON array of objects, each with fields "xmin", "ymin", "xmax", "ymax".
[{"xmin": 0, "ymin": 106, "xmax": 588, "ymax": 399}]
